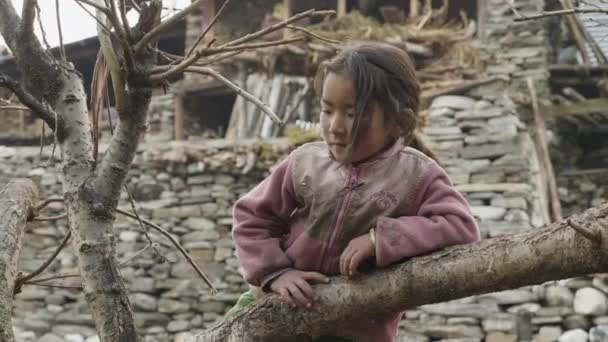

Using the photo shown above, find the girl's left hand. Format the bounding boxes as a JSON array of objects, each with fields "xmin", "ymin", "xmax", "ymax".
[{"xmin": 339, "ymin": 233, "xmax": 376, "ymax": 277}]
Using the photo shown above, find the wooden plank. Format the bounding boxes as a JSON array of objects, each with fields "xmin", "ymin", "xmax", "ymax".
[
  {"xmin": 174, "ymin": 94, "xmax": 185, "ymax": 141},
  {"xmin": 337, "ymin": 0, "xmax": 347, "ymax": 18},
  {"xmin": 409, "ymin": 0, "xmax": 420, "ymax": 18},
  {"xmin": 542, "ymin": 98, "xmax": 608, "ymax": 117},
  {"xmin": 528, "ymin": 77, "xmax": 563, "ymax": 222}
]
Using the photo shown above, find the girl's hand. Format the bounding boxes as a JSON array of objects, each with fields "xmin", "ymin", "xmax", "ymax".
[
  {"xmin": 340, "ymin": 233, "xmax": 376, "ymax": 277},
  {"xmin": 269, "ymin": 270, "xmax": 330, "ymax": 308}
]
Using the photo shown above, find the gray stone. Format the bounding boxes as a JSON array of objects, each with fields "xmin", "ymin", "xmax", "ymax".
[
  {"xmin": 505, "ymin": 209, "xmax": 529, "ymax": 222},
  {"xmin": 593, "ymin": 276, "xmax": 608, "ymax": 295},
  {"xmin": 181, "ymin": 230, "xmax": 221, "ymax": 242},
  {"xmin": 590, "ymin": 326, "xmax": 608, "ymax": 342},
  {"xmin": 424, "ymin": 126, "xmax": 463, "ymax": 136},
  {"xmin": 559, "ymin": 329, "xmax": 589, "ymax": 342},
  {"xmin": 396, "ymin": 332, "xmax": 430, "ymax": 342},
  {"xmin": 564, "ymin": 315, "xmax": 591, "ymax": 331},
  {"xmin": 485, "ymin": 332, "xmax": 517, "ymax": 342},
  {"xmin": 455, "ymin": 108, "xmax": 505, "ymax": 120},
  {"xmin": 85, "ymin": 336, "xmax": 100, "ymax": 342},
  {"xmin": 536, "ymin": 326, "xmax": 562, "ymax": 342},
  {"xmin": 482, "ymin": 317, "xmax": 515, "ymax": 332},
  {"xmin": 131, "ymin": 277, "xmax": 155, "ymax": 293},
  {"xmin": 431, "ymin": 95, "xmax": 476, "ymax": 110},
  {"xmin": 167, "ymin": 320, "xmax": 190, "ymax": 332},
  {"xmin": 490, "ymin": 196, "xmax": 527, "ymax": 209},
  {"xmin": 135, "ymin": 313, "xmax": 171, "ymax": 327},
  {"xmin": 65, "ymin": 334, "xmax": 85, "ymax": 342},
  {"xmin": 546, "ymin": 286, "xmax": 574, "ymax": 307},
  {"xmin": 446, "ymin": 317, "xmax": 479, "ymax": 325},
  {"xmin": 158, "ymin": 299, "xmax": 191, "ymax": 313},
  {"xmin": 461, "ymin": 142, "xmax": 519, "ymax": 159},
  {"xmin": 574, "ymin": 287, "xmax": 608, "ymax": 315},
  {"xmin": 132, "ymin": 293, "xmax": 158, "ymax": 311},
  {"xmin": 419, "ymin": 303, "xmax": 500, "ymax": 319},
  {"xmin": 478, "ymin": 289, "xmax": 538, "ymax": 305},
  {"xmin": 470, "ymin": 206, "xmax": 506, "ymax": 220},
  {"xmin": 38, "ymin": 333, "xmax": 64, "ymax": 342}
]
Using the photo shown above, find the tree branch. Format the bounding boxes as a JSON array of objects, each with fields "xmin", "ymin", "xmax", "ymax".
[
  {"xmin": 134, "ymin": 0, "xmax": 204, "ymax": 53},
  {"xmin": 73, "ymin": 0, "xmax": 112, "ymax": 15},
  {"xmin": 195, "ymin": 203, "xmax": 608, "ymax": 341},
  {"xmin": 20, "ymin": 0, "xmax": 37, "ymax": 34},
  {"xmin": 0, "ymin": 179, "xmax": 38, "ymax": 341},
  {"xmin": 0, "ymin": 74, "xmax": 63, "ymax": 134},
  {"xmin": 185, "ymin": 0, "xmax": 232, "ymax": 58},
  {"xmin": 180, "ymin": 66, "xmax": 283, "ymax": 125},
  {"xmin": 152, "ymin": 37, "xmax": 303, "ymax": 81},
  {"xmin": 513, "ymin": 7, "xmax": 608, "ymax": 21}
]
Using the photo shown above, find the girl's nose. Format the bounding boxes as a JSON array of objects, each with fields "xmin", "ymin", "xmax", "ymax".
[{"xmin": 329, "ymin": 115, "xmax": 346, "ymax": 135}]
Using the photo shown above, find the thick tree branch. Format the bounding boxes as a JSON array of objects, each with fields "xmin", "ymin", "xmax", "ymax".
[
  {"xmin": 0, "ymin": 179, "xmax": 39, "ymax": 342},
  {"xmin": 194, "ymin": 203, "xmax": 608, "ymax": 341},
  {"xmin": 0, "ymin": 74, "xmax": 63, "ymax": 134},
  {"xmin": 20, "ymin": 0, "xmax": 37, "ymax": 34},
  {"xmin": 134, "ymin": 0, "xmax": 204, "ymax": 53}
]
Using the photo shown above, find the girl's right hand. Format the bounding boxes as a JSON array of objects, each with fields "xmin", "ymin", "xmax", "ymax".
[{"xmin": 269, "ymin": 270, "xmax": 330, "ymax": 308}]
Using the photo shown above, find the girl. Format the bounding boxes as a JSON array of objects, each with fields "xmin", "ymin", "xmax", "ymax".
[{"xmin": 230, "ymin": 43, "xmax": 480, "ymax": 341}]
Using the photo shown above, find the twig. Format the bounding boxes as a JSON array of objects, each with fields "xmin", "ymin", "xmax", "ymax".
[
  {"xmin": 134, "ymin": 0, "xmax": 205, "ymax": 53},
  {"xmin": 185, "ymin": 0, "xmax": 232, "ymax": 58},
  {"xmin": 20, "ymin": 0, "xmax": 37, "ymax": 34},
  {"xmin": 0, "ymin": 74, "xmax": 62, "ymax": 132},
  {"xmin": 286, "ymin": 25, "xmax": 342, "ymax": 45},
  {"xmin": 14, "ymin": 231, "xmax": 71, "ymax": 294},
  {"xmin": 55, "ymin": 0, "xmax": 66, "ymax": 60},
  {"xmin": 116, "ymin": 207, "xmax": 217, "ymax": 293},
  {"xmin": 28, "ymin": 273, "xmax": 79, "ymax": 283},
  {"xmin": 33, "ymin": 214, "xmax": 67, "ymax": 221},
  {"xmin": 184, "ymin": 66, "xmax": 283, "ymax": 125},
  {"xmin": 119, "ymin": 243, "xmax": 154, "ymax": 266},
  {"xmin": 36, "ymin": 196, "xmax": 64, "ymax": 211},
  {"xmin": 567, "ymin": 218, "xmax": 600, "ymax": 242},
  {"xmin": 118, "ymin": 0, "xmax": 132, "ymax": 43},
  {"xmin": 0, "ymin": 105, "xmax": 31, "ymax": 111},
  {"xmin": 73, "ymin": 0, "xmax": 121, "ymax": 42},
  {"xmin": 127, "ymin": 0, "xmax": 141, "ymax": 12},
  {"xmin": 155, "ymin": 37, "xmax": 303, "ymax": 80},
  {"xmin": 23, "ymin": 281, "xmax": 83, "ymax": 290},
  {"xmin": 73, "ymin": 0, "xmax": 111, "ymax": 15},
  {"xmin": 513, "ymin": 7, "xmax": 608, "ymax": 21},
  {"xmin": 222, "ymin": 9, "xmax": 334, "ymax": 48},
  {"xmin": 34, "ymin": 2, "xmax": 52, "ymax": 51}
]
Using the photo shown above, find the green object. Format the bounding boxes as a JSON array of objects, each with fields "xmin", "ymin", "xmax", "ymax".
[{"xmin": 224, "ymin": 290, "xmax": 352, "ymax": 341}]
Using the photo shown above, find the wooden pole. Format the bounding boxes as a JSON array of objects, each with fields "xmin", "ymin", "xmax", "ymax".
[
  {"xmin": 174, "ymin": 94, "xmax": 185, "ymax": 141},
  {"xmin": 337, "ymin": 0, "xmax": 347, "ymax": 18},
  {"xmin": 527, "ymin": 77, "xmax": 563, "ymax": 222},
  {"xmin": 409, "ymin": 0, "xmax": 420, "ymax": 18}
]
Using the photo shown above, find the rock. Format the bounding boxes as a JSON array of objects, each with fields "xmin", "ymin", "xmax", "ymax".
[
  {"xmin": 546, "ymin": 286, "xmax": 574, "ymax": 307},
  {"xmin": 564, "ymin": 315, "xmax": 591, "ymax": 331},
  {"xmin": 470, "ymin": 206, "xmax": 506, "ymax": 220},
  {"xmin": 477, "ymin": 289, "xmax": 538, "ymax": 305},
  {"xmin": 158, "ymin": 299, "xmax": 191, "ymax": 313},
  {"xmin": 536, "ymin": 326, "xmax": 562, "ymax": 342},
  {"xmin": 486, "ymin": 332, "xmax": 517, "ymax": 342},
  {"xmin": 490, "ymin": 196, "xmax": 527, "ymax": 209},
  {"xmin": 447, "ymin": 317, "xmax": 479, "ymax": 325},
  {"xmin": 424, "ymin": 126, "xmax": 463, "ymax": 136},
  {"xmin": 167, "ymin": 320, "xmax": 190, "ymax": 332},
  {"xmin": 419, "ymin": 303, "xmax": 501, "ymax": 319},
  {"xmin": 593, "ymin": 277, "xmax": 608, "ymax": 295},
  {"xmin": 396, "ymin": 332, "xmax": 430, "ymax": 342},
  {"xmin": 85, "ymin": 336, "xmax": 100, "ymax": 342},
  {"xmin": 135, "ymin": 313, "xmax": 171, "ymax": 327},
  {"xmin": 559, "ymin": 329, "xmax": 589, "ymax": 342},
  {"xmin": 65, "ymin": 334, "xmax": 85, "ymax": 342},
  {"xmin": 461, "ymin": 142, "xmax": 519, "ymax": 159},
  {"xmin": 181, "ymin": 230, "xmax": 221, "ymax": 242},
  {"xmin": 131, "ymin": 277, "xmax": 156, "ymax": 293},
  {"xmin": 38, "ymin": 333, "xmax": 64, "ymax": 342},
  {"xmin": 504, "ymin": 209, "xmax": 529, "ymax": 222},
  {"xmin": 574, "ymin": 287, "xmax": 608, "ymax": 315},
  {"xmin": 182, "ymin": 217, "xmax": 217, "ymax": 230},
  {"xmin": 482, "ymin": 317, "xmax": 515, "ymax": 332},
  {"xmin": 431, "ymin": 95, "xmax": 476, "ymax": 110},
  {"xmin": 132, "ymin": 293, "xmax": 158, "ymax": 311},
  {"xmin": 174, "ymin": 332, "xmax": 196, "ymax": 342},
  {"xmin": 590, "ymin": 326, "xmax": 608, "ymax": 342}
]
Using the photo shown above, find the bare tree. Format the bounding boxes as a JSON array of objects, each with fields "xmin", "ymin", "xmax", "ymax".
[{"xmin": 1, "ymin": 1, "xmax": 608, "ymax": 342}]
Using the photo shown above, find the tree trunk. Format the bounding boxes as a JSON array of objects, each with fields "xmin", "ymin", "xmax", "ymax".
[
  {"xmin": 0, "ymin": 179, "xmax": 38, "ymax": 342},
  {"xmin": 192, "ymin": 203, "xmax": 608, "ymax": 342}
]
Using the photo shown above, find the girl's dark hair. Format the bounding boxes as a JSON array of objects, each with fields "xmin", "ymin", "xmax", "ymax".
[{"xmin": 314, "ymin": 42, "xmax": 438, "ymax": 162}]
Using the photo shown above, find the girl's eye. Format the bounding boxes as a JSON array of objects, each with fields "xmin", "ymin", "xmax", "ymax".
[
  {"xmin": 347, "ymin": 112, "xmax": 355, "ymax": 118},
  {"xmin": 321, "ymin": 109, "xmax": 332, "ymax": 115}
]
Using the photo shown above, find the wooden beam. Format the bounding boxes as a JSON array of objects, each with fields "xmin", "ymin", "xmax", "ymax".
[
  {"xmin": 409, "ymin": 0, "xmax": 420, "ymax": 18},
  {"xmin": 337, "ymin": 0, "xmax": 347, "ymax": 18},
  {"xmin": 528, "ymin": 77, "xmax": 563, "ymax": 222},
  {"xmin": 283, "ymin": 0, "xmax": 293, "ymax": 19},
  {"xmin": 201, "ymin": 0, "xmax": 217, "ymax": 41},
  {"xmin": 174, "ymin": 94, "xmax": 185, "ymax": 141},
  {"xmin": 542, "ymin": 98, "xmax": 608, "ymax": 117}
]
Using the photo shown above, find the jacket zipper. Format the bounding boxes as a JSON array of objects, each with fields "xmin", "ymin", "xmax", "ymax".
[{"xmin": 321, "ymin": 166, "xmax": 359, "ymax": 274}]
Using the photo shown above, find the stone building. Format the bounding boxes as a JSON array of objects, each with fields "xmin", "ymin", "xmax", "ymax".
[{"xmin": 1, "ymin": 0, "xmax": 608, "ymax": 341}]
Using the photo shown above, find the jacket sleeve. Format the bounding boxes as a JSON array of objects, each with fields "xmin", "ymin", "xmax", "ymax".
[
  {"xmin": 232, "ymin": 157, "xmax": 298, "ymax": 287},
  {"xmin": 375, "ymin": 163, "xmax": 480, "ymax": 267}
]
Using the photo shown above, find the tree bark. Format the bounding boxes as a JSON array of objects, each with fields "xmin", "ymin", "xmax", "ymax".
[
  {"xmin": 192, "ymin": 203, "xmax": 608, "ymax": 342},
  {"xmin": 0, "ymin": 179, "xmax": 38, "ymax": 342}
]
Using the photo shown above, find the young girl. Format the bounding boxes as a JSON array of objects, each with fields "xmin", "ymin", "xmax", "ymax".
[{"xmin": 230, "ymin": 43, "xmax": 480, "ymax": 341}]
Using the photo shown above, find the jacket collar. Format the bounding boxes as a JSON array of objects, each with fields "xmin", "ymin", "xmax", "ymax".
[{"xmin": 326, "ymin": 138, "xmax": 405, "ymax": 167}]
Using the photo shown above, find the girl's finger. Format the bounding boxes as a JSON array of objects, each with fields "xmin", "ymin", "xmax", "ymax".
[
  {"xmin": 302, "ymin": 271, "xmax": 330, "ymax": 284},
  {"xmin": 288, "ymin": 284, "xmax": 311, "ymax": 308},
  {"xmin": 278, "ymin": 287, "xmax": 295, "ymax": 307},
  {"xmin": 340, "ymin": 247, "xmax": 355, "ymax": 276},
  {"xmin": 295, "ymin": 278, "xmax": 317, "ymax": 302},
  {"xmin": 349, "ymin": 250, "xmax": 364, "ymax": 276}
]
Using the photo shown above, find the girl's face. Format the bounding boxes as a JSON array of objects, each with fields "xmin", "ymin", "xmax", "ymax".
[{"xmin": 320, "ymin": 72, "xmax": 390, "ymax": 163}]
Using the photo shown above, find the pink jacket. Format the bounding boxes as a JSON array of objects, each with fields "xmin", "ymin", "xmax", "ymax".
[{"xmin": 232, "ymin": 139, "xmax": 480, "ymax": 341}]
